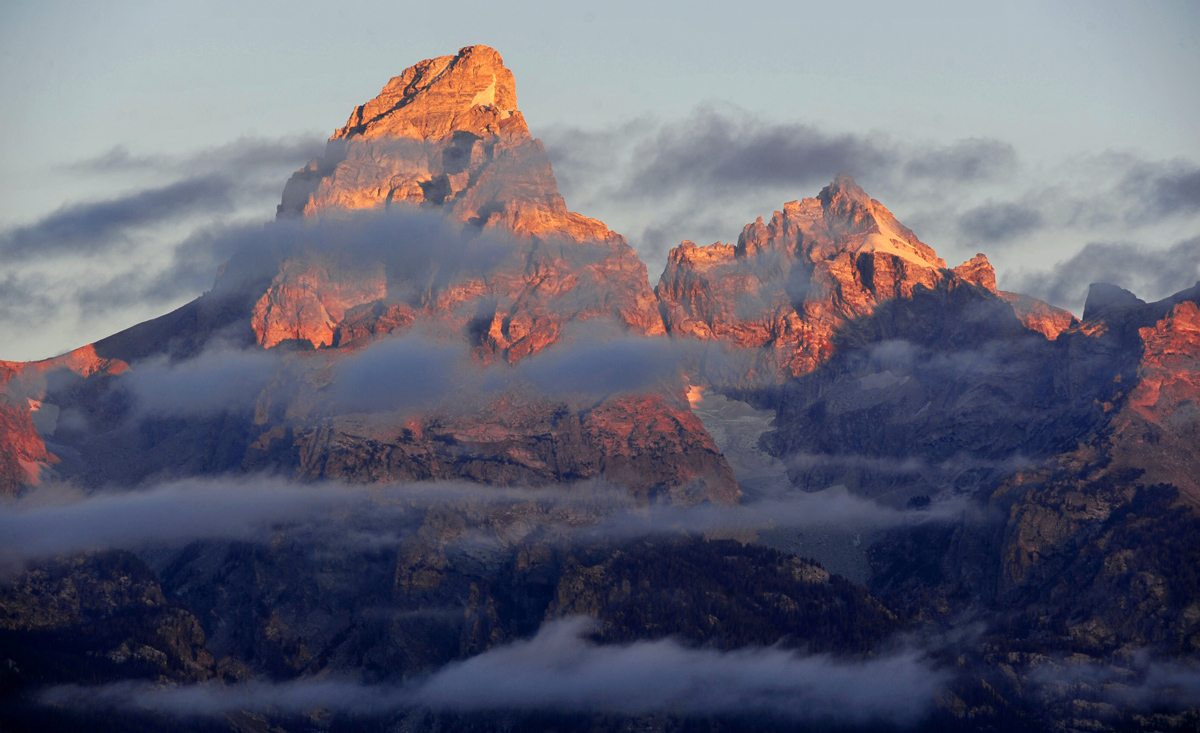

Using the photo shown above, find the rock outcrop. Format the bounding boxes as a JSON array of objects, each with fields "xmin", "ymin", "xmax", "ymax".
[
  {"xmin": 260, "ymin": 45, "xmax": 662, "ymax": 354},
  {"xmin": 0, "ymin": 346, "xmax": 128, "ymax": 495},
  {"xmin": 657, "ymin": 174, "xmax": 947, "ymax": 379},
  {"xmin": 0, "ymin": 46, "xmax": 727, "ymax": 505},
  {"xmin": 1, "ymin": 44, "xmax": 1199, "ymax": 733},
  {"xmin": 657, "ymin": 178, "xmax": 1076, "ymax": 383},
  {"xmin": 866, "ymin": 281, "xmax": 1200, "ymax": 659},
  {"xmin": 952, "ymin": 253, "xmax": 1077, "ymax": 339}
]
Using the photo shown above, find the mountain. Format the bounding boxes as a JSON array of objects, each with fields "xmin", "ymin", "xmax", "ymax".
[
  {"xmin": 2, "ymin": 45, "xmax": 1199, "ymax": 733},
  {"xmin": 0, "ymin": 45, "xmax": 733, "ymax": 506},
  {"xmin": 656, "ymin": 174, "xmax": 1076, "ymax": 383}
]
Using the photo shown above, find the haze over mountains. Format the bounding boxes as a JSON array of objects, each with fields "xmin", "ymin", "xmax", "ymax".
[{"xmin": 2, "ymin": 45, "xmax": 1199, "ymax": 732}]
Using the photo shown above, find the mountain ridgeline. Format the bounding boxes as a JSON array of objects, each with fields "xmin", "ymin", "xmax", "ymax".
[{"xmin": 2, "ymin": 45, "xmax": 1199, "ymax": 732}]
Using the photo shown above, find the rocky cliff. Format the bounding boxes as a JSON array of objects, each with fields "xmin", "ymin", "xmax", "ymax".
[
  {"xmin": 262, "ymin": 44, "xmax": 663, "ymax": 354},
  {"xmin": 0, "ymin": 46, "xmax": 730, "ymax": 505},
  {"xmin": 656, "ymin": 175, "xmax": 1075, "ymax": 383},
  {"xmin": 2, "ymin": 44, "xmax": 1199, "ymax": 733}
]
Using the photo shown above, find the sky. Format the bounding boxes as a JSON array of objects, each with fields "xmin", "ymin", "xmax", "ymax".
[{"xmin": 1, "ymin": 0, "xmax": 1198, "ymax": 360}]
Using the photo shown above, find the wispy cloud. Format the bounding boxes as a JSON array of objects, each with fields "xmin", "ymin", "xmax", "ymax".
[
  {"xmin": 1, "ymin": 136, "xmax": 325, "ymax": 360},
  {"xmin": 67, "ymin": 136, "xmax": 325, "ymax": 179},
  {"xmin": 0, "ymin": 478, "xmax": 369, "ymax": 569},
  {"xmin": 0, "ymin": 474, "xmax": 962, "ymax": 570},
  {"xmin": 542, "ymin": 109, "xmax": 1200, "ymax": 308},
  {"xmin": 39, "ymin": 616, "xmax": 948, "ymax": 724},
  {"xmin": 0, "ymin": 176, "xmax": 236, "ymax": 262},
  {"xmin": 1012, "ymin": 236, "xmax": 1200, "ymax": 311},
  {"xmin": 957, "ymin": 200, "xmax": 1044, "ymax": 244}
]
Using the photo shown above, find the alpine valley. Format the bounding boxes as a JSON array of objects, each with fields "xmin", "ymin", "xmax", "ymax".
[{"xmin": 2, "ymin": 46, "xmax": 1198, "ymax": 732}]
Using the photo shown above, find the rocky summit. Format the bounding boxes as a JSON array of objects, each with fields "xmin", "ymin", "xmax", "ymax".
[{"xmin": 2, "ymin": 45, "xmax": 1199, "ymax": 733}]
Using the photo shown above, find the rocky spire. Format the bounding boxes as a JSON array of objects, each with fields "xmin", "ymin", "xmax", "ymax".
[
  {"xmin": 276, "ymin": 45, "xmax": 607, "ymax": 242},
  {"xmin": 657, "ymin": 175, "xmax": 1079, "ymax": 379},
  {"xmin": 332, "ymin": 45, "xmax": 521, "ymax": 142},
  {"xmin": 253, "ymin": 46, "xmax": 663, "ymax": 351}
]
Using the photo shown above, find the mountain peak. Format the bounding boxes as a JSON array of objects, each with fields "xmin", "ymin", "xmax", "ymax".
[
  {"xmin": 1083, "ymin": 282, "xmax": 1145, "ymax": 322},
  {"xmin": 333, "ymin": 45, "xmax": 522, "ymax": 143},
  {"xmin": 818, "ymin": 172, "xmax": 870, "ymax": 207},
  {"xmin": 278, "ymin": 45, "xmax": 611, "ymax": 237}
]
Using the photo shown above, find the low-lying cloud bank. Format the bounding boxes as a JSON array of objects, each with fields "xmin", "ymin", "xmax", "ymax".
[
  {"xmin": 1028, "ymin": 655, "xmax": 1200, "ymax": 711},
  {"xmin": 0, "ymin": 478, "xmax": 371, "ymax": 568},
  {"xmin": 104, "ymin": 323, "xmax": 716, "ymax": 419},
  {"xmin": 39, "ymin": 616, "xmax": 947, "ymax": 724},
  {"xmin": 0, "ymin": 475, "xmax": 962, "ymax": 569}
]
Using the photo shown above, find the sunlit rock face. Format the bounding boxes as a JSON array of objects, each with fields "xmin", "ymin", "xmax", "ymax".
[
  {"xmin": 253, "ymin": 45, "xmax": 663, "ymax": 354},
  {"xmin": 1087, "ymin": 283, "xmax": 1200, "ymax": 498},
  {"xmin": 656, "ymin": 175, "xmax": 949, "ymax": 380},
  {"xmin": 0, "ymin": 346, "xmax": 128, "ymax": 495},
  {"xmin": 656, "ymin": 175, "xmax": 1075, "ymax": 382},
  {"xmin": 952, "ymin": 253, "xmax": 1077, "ymax": 340},
  {"xmin": 279, "ymin": 45, "xmax": 605, "ymax": 240},
  {"xmin": 863, "ymin": 280, "xmax": 1200, "ymax": 654},
  {"xmin": 0, "ymin": 46, "xmax": 730, "ymax": 505},
  {"xmin": 226, "ymin": 47, "xmax": 719, "ymax": 502}
]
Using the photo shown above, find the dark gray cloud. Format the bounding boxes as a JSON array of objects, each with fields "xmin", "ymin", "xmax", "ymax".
[
  {"xmin": 0, "ymin": 471, "xmax": 959, "ymax": 571},
  {"xmin": 1013, "ymin": 236, "xmax": 1200, "ymax": 311},
  {"xmin": 34, "ymin": 206, "xmax": 515, "ymax": 330},
  {"xmin": 624, "ymin": 109, "xmax": 893, "ymax": 196},
  {"xmin": 543, "ymin": 108, "xmax": 1018, "ymax": 205},
  {"xmin": 0, "ymin": 173, "xmax": 238, "ymax": 262},
  {"xmin": 118, "ymin": 346, "xmax": 283, "ymax": 416},
  {"xmin": 1027, "ymin": 656, "xmax": 1200, "ymax": 710},
  {"xmin": 329, "ymin": 336, "xmax": 464, "ymax": 414},
  {"xmin": 1119, "ymin": 158, "xmax": 1200, "ymax": 223},
  {"xmin": 542, "ymin": 110, "xmax": 1200, "ymax": 291},
  {"xmin": 67, "ymin": 136, "xmax": 325, "ymax": 180},
  {"xmin": 323, "ymin": 325, "xmax": 715, "ymax": 413},
  {"xmin": 0, "ymin": 175, "xmax": 236, "ymax": 262},
  {"xmin": 70, "ymin": 217, "xmax": 263, "ymax": 314},
  {"xmin": 40, "ymin": 616, "xmax": 947, "ymax": 724},
  {"xmin": 0, "ymin": 272, "xmax": 55, "ymax": 326},
  {"xmin": 903, "ymin": 138, "xmax": 1018, "ymax": 183},
  {"xmin": 957, "ymin": 200, "xmax": 1044, "ymax": 243},
  {"xmin": 502, "ymin": 330, "xmax": 698, "ymax": 397},
  {"xmin": 0, "ymin": 478, "xmax": 371, "ymax": 568},
  {"xmin": 583, "ymin": 485, "xmax": 969, "ymax": 542},
  {"xmin": 0, "ymin": 137, "xmax": 327, "ymax": 354}
]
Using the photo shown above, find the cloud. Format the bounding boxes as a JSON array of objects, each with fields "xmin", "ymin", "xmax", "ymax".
[
  {"xmin": 328, "ymin": 336, "xmax": 464, "ymax": 414},
  {"xmin": 1027, "ymin": 655, "xmax": 1200, "ymax": 710},
  {"xmin": 322, "ymin": 325, "xmax": 717, "ymax": 414},
  {"xmin": 0, "ymin": 176, "xmax": 237, "ymax": 262},
  {"xmin": 118, "ymin": 346, "xmax": 283, "ymax": 416},
  {"xmin": 39, "ymin": 616, "xmax": 948, "ymax": 724},
  {"xmin": 69, "ymin": 216, "xmax": 265, "ymax": 314},
  {"xmin": 543, "ymin": 108, "xmax": 1019, "ymax": 207},
  {"xmin": 903, "ymin": 138, "xmax": 1019, "ymax": 183},
  {"xmin": 583, "ymin": 485, "xmax": 968, "ymax": 542},
  {"xmin": 500, "ymin": 330, "xmax": 699, "ymax": 397},
  {"xmin": 541, "ymin": 110, "xmax": 1200, "ymax": 296},
  {"xmin": 1012, "ymin": 236, "xmax": 1200, "ymax": 310},
  {"xmin": 957, "ymin": 200, "xmax": 1044, "ymax": 243},
  {"xmin": 0, "ymin": 272, "xmax": 55, "ymax": 325},
  {"xmin": 623, "ymin": 109, "xmax": 894, "ymax": 197},
  {"xmin": 68, "ymin": 136, "xmax": 325, "ymax": 179},
  {"xmin": 0, "ymin": 477, "xmax": 372, "ymax": 568},
  {"xmin": 1119, "ymin": 157, "xmax": 1200, "ymax": 223},
  {"xmin": 0, "ymin": 470, "xmax": 959, "ymax": 572},
  {"xmin": 1, "ymin": 136, "xmax": 330, "ymax": 360}
]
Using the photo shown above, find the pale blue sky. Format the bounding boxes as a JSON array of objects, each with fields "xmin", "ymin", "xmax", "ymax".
[{"xmin": 1, "ymin": 0, "xmax": 1198, "ymax": 359}]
